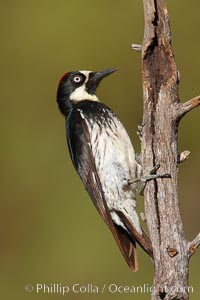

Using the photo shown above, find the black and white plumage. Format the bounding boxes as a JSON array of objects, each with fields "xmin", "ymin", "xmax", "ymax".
[{"xmin": 56, "ymin": 68, "xmax": 151, "ymax": 271}]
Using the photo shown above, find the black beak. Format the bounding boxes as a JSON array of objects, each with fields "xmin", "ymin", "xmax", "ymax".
[
  {"xmin": 94, "ymin": 67, "xmax": 118, "ymax": 82},
  {"xmin": 86, "ymin": 67, "xmax": 118, "ymax": 94}
]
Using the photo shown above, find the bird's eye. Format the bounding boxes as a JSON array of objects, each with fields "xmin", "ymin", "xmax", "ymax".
[{"xmin": 73, "ymin": 75, "xmax": 82, "ymax": 83}]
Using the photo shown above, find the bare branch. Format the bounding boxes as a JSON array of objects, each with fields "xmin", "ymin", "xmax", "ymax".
[
  {"xmin": 176, "ymin": 95, "xmax": 200, "ymax": 120},
  {"xmin": 188, "ymin": 233, "xmax": 200, "ymax": 258},
  {"xmin": 141, "ymin": 1, "xmax": 193, "ymax": 299},
  {"xmin": 131, "ymin": 44, "xmax": 142, "ymax": 52},
  {"xmin": 178, "ymin": 150, "xmax": 191, "ymax": 164}
]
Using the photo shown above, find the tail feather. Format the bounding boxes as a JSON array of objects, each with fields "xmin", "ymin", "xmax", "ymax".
[
  {"xmin": 113, "ymin": 224, "xmax": 138, "ymax": 272},
  {"xmin": 115, "ymin": 211, "xmax": 153, "ymax": 257}
]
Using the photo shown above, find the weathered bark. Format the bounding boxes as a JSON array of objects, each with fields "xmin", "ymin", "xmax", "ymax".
[{"xmin": 138, "ymin": 1, "xmax": 200, "ymax": 299}]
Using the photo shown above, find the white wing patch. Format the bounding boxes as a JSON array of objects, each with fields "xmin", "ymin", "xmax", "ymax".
[{"xmin": 77, "ymin": 109, "xmax": 86, "ymax": 120}]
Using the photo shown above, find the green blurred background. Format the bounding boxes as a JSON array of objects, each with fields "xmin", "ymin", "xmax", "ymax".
[{"xmin": 1, "ymin": 1, "xmax": 200, "ymax": 299}]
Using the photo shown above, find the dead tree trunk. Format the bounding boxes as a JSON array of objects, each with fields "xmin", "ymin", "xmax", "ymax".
[{"xmin": 133, "ymin": 1, "xmax": 200, "ymax": 299}]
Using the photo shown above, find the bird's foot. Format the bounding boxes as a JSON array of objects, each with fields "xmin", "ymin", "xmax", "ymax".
[{"xmin": 132, "ymin": 164, "xmax": 171, "ymax": 195}]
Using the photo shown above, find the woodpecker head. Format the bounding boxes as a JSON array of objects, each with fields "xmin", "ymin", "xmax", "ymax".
[{"xmin": 57, "ymin": 68, "xmax": 118, "ymax": 115}]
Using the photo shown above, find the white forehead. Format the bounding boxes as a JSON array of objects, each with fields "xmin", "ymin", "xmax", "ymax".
[{"xmin": 79, "ymin": 70, "xmax": 92, "ymax": 82}]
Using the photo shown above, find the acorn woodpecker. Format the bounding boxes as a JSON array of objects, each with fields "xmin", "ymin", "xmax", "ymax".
[{"xmin": 56, "ymin": 68, "xmax": 151, "ymax": 271}]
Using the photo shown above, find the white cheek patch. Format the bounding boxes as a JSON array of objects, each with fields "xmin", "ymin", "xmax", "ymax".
[{"xmin": 69, "ymin": 84, "xmax": 99, "ymax": 102}]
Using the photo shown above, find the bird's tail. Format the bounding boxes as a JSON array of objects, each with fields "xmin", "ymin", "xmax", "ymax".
[{"xmin": 116, "ymin": 211, "xmax": 153, "ymax": 257}]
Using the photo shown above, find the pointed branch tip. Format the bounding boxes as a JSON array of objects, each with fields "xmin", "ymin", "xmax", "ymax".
[
  {"xmin": 131, "ymin": 44, "xmax": 142, "ymax": 52},
  {"xmin": 179, "ymin": 150, "xmax": 190, "ymax": 163},
  {"xmin": 176, "ymin": 95, "xmax": 200, "ymax": 120},
  {"xmin": 188, "ymin": 233, "xmax": 200, "ymax": 258}
]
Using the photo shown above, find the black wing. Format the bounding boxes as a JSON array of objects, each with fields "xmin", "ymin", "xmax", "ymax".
[{"xmin": 66, "ymin": 109, "xmax": 138, "ymax": 271}]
